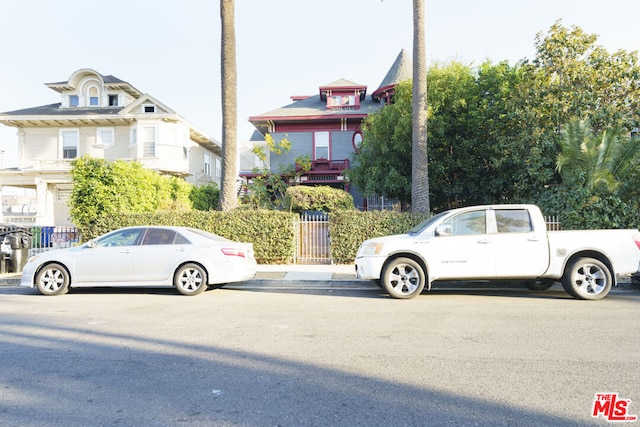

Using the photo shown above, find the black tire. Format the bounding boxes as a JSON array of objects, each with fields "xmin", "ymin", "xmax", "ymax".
[
  {"xmin": 35, "ymin": 263, "xmax": 70, "ymax": 296},
  {"xmin": 561, "ymin": 257, "xmax": 612, "ymax": 300},
  {"xmin": 174, "ymin": 263, "xmax": 208, "ymax": 296},
  {"xmin": 525, "ymin": 279, "xmax": 555, "ymax": 291},
  {"xmin": 381, "ymin": 257, "xmax": 425, "ymax": 299}
]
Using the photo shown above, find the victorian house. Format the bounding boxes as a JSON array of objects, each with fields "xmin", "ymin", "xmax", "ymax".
[
  {"xmin": 0, "ymin": 69, "xmax": 221, "ymax": 226},
  {"xmin": 242, "ymin": 49, "xmax": 412, "ymax": 209}
]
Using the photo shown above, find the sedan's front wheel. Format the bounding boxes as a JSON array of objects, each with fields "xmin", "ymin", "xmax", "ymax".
[
  {"xmin": 36, "ymin": 263, "xmax": 70, "ymax": 296},
  {"xmin": 381, "ymin": 257, "xmax": 425, "ymax": 299},
  {"xmin": 174, "ymin": 263, "xmax": 207, "ymax": 296}
]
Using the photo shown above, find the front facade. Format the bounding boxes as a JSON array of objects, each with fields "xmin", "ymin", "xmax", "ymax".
[
  {"xmin": 0, "ymin": 69, "xmax": 221, "ymax": 226},
  {"xmin": 243, "ymin": 50, "xmax": 412, "ymax": 209}
]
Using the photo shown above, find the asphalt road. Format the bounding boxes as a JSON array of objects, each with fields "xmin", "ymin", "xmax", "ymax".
[{"xmin": 0, "ymin": 282, "xmax": 639, "ymax": 426}]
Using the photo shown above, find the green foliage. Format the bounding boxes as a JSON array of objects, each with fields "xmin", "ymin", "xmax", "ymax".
[
  {"xmin": 556, "ymin": 119, "xmax": 640, "ymax": 193},
  {"xmin": 85, "ymin": 210, "xmax": 298, "ymax": 264},
  {"xmin": 348, "ymin": 81, "xmax": 413, "ymax": 208},
  {"xmin": 285, "ymin": 186, "xmax": 354, "ymax": 213},
  {"xmin": 534, "ymin": 186, "xmax": 639, "ymax": 230},
  {"xmin": 330, "ymin": 210, "xmax": 431, "ymax": 263},
  {"xmin": 190, "ymin": 183, "xmax": 220, "ymax": 211},
  {"xmin": 69, "ymin": 156, "xmax": 193, "ymax": 234},
  {"xmin": 350, "ymin": 21, "xmax": 640, "ymax": 213}
]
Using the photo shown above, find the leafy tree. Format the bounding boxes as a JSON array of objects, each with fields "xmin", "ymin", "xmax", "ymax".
[
  {"xmin": 219, "ymin": 0, "xmax": 238, "ymax": 211},
  {"xmin": 190, "ymin": 183, "xmax": 220, "ymax": 211},
  {"xmin": 348, "ymin": 81, "xmax": 412, "ymax": 209},
  {"xmin": 69, "ymin": 156, "xmax": 192, "ymax": 232}
]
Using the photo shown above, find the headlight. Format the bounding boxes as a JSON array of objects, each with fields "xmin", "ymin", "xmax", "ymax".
[{"xmin": 360, "ymin": 242, "xmax": 384, "ymax": 256}]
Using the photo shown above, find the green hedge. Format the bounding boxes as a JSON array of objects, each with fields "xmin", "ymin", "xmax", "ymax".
[
  {"xmin": 84, "ymin": 210, "xmax": 297, "ymax": 264},
  {"xmin": 330, "ymin": 210, "xmax": 431, "ymax": 263},
  {"xmin": 80, "ymin": 209, "xmax": 433, "ymax": 265}
]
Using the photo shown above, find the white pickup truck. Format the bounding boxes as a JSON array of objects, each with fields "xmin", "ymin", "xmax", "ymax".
[{"xmin": 355, "ymin": 204, "xmax": 640, "ymax": 300}]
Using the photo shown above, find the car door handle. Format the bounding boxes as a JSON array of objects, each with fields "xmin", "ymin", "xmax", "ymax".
[
  {"xmin": 120, "ymin": 249, "xmax": 132, "ymax": 254},
  {"xmin": 527, "ymin": 237, "xmax": 541, "ymax": 242},
  {"xmin": 477, "ymin": 238, "xmax": 491, "ymax": 244}
]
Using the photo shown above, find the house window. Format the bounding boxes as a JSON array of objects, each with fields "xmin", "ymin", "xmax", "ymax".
[
  {"xmin": 69, "ymin": 95, "xmax": 79, "ymax": 107},
  {"xmin": 89, "ymin": 87, "xmax": 99, "ymax": 106},
  {"xmin": 108, "ymin": 95, "xmax": 118, "ymax": 106},
  {"xmin": 142, "ymin": 126, "xmax": 156, "ymax": 157},
  {"xmin": 215, "ymin": 158, "xmax": 221, "ymax": 178},
  {"xmin": 144, "ymin": 105, "xmax": 156, "ymax": 113},
  {"xmin": 329, "ymin": 95, "xmax": 356, "ymax": 109},
  {"xmin": 60, "ymin": 129, "xmax": 79, "ymax": 159},
  {"xmin": 96, "ymin": 128, "xmax": 114, "ymax": 148},
  {"xmin": 204, "ymin": 152, "xmax": 211, "ymax": 176},
  {"xmin": 314, "ymin": 131, "xmax": 330, "ymax": 160}
]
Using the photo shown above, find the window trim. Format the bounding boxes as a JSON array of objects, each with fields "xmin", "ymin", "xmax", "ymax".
[
  {"xmin": 59, "ymin": 128, "xmax": 79, "ymax": 159},
  {"xmin": 313, "ymin": 131, "xmax": 330, "ymax": 160}
]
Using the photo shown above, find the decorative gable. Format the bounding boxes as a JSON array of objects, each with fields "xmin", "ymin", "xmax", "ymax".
[{"xmin": 45, "ymin": 68, "xmax": 142, "ymax": 109}]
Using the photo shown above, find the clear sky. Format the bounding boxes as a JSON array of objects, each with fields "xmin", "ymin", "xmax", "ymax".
[{"xmin": 1, "ymin": 0, "xmax": 638, "ymax": 167}]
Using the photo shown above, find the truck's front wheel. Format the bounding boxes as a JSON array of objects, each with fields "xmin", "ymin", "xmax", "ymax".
[
  {"xmin": 381, "ymin": 257, "xmax": 425, "ymax": 299},
  {"xmin": 561, "ymin": 257, "xmax": 612, "ymax": 300}
]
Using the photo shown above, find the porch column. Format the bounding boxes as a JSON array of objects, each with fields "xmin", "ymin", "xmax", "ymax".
[{"xmin": 34, "ymin": 178, "xmax": 53, "ymax": 225}]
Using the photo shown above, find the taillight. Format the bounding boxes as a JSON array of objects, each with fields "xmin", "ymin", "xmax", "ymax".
[
  {"xmin": 222, "ymin": 248, "xmax": 246, "ymax": 258},
  {"xmin": 633, "ymin": 234, "xmax": 640, "ymax": 251}
]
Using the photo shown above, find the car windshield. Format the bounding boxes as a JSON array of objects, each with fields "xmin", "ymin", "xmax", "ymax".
[{"xmin": 407, "ymin": 211, "xmax": 449, "ymax": 236}]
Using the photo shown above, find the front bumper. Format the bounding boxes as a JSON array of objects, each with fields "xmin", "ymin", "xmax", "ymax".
[{"xmin": 354, "ymin": 256, "xmax": 386, "ymax": 280}]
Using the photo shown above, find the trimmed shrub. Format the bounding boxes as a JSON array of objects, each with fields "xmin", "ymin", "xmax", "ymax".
[{"xmin": 285, "ymin": 186, "xmax": 354, "ymax": 213}]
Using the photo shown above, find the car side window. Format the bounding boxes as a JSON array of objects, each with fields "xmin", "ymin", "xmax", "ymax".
[
  {"xmin": 95, "ymin": 228, "xmax": 143, "ymax": 247},
  {"xmin": 495, "ymin": 209, "xmax": 532, "ymax": 233},
  {"xmin": 141, "ymin": 229, "xmax": 177, "ymax": 245},
  {"xmin": 441, "ymin": 211, "xmax": 486, "ymax": 236},
  {"xmin": 174, "ymin": 233, "xmax": 190, "ymax": 244}
]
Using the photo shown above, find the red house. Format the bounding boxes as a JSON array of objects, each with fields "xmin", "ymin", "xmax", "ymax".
[{"xmin": 242, "ymin": 49, "xmax": 412, "ymax": 209}]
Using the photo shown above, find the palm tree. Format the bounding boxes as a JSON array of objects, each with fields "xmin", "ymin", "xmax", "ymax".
[
  {"xmin": 556, "ymin": 119, "xmax": 640, "ymax": 192},
  {"xmin": 219, "ymin": 0, "xmax": 238, "ymax": 211},
  {"xmin": 411, "ymin": 0, "xmax": 430, "ymax": 213}
]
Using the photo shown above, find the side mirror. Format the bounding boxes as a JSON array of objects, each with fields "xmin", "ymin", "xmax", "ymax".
[{"xmin": 435, "ymin": 224, "xmax": 452, "ymax": 236}]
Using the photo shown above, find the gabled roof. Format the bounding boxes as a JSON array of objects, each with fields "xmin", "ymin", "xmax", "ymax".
[{"xmin": 372, "ymin": 49, "xmax": 413, "ymax": 100}]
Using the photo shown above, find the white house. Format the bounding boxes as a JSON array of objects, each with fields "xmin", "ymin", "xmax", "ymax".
[{"xmin": 0, "ymin": 69, "xmax": 222, "ymax": 226}]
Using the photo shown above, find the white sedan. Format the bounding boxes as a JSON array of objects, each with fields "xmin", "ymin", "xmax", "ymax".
[{"xmin": 21, "ymin": 226, "xmax": 257, "ymax": 296}]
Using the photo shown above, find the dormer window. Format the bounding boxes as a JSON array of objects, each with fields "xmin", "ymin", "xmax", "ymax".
[
  {"xmin": 108, "ymin": 95, "xmax": 118, "ymax": 106},
  {"xmin": 69, "ymin": 95, "xmax": 79, "ymax": 107}
]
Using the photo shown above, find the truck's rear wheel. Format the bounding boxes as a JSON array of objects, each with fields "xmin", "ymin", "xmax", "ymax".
[
  {"xmin": 561, "ymin": 257, "xmax": 612, "ymax": 300},
  {"xmin": 381, "ymin": 257, "xmax": 425, "ymax": 299}
]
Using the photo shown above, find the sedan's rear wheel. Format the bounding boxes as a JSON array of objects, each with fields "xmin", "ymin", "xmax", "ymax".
[
  {"xmin": 174, "ymin": 263, "xmax": 207, "ymax": 296},
  {"xmin": 36, "ymin": 263, "xmax": 70, "ymax": 296},
  {"xmin": 561, "ymin": 257, "xmax": 612, "ymax": 300},
  {"xmin": 381, "ymin": 257, "xmax": 425, "ymax": 299}
]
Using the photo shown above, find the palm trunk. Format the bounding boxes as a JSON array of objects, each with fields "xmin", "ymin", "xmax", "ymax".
[
  {"xmin": 219, "ymin": 0, "xmax": 238, "ymax": 211},
  {"xmin": 411, "ymin": 0, "xmax": 430, "ymax": 213}
]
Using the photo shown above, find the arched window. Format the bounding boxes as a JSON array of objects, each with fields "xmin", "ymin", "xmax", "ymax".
[{"xmin": 88, "ymin": 86, "xmax": 99, "ymax": 106}]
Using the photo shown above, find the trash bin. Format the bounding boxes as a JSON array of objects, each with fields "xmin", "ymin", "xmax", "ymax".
[
  {"xmin": 40, "ymin": 226, "xmax": 54, "ymax": 248},
  {"xmin": 0, "ymin": 224, "xmax": 32, "ymax": 273}
]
